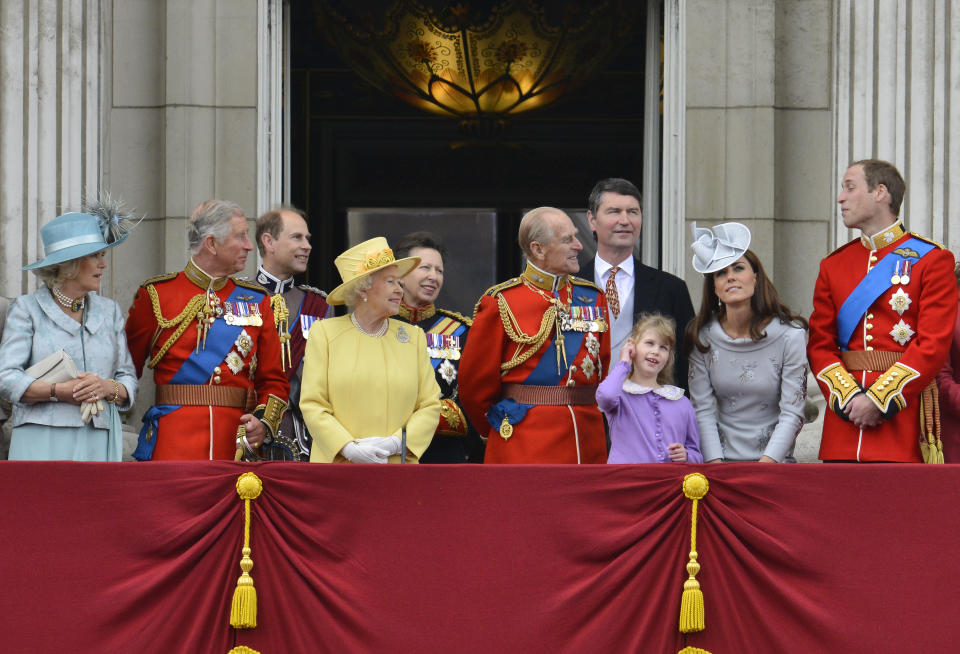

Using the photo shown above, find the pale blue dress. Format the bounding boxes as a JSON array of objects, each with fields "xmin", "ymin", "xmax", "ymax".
[{"xmin": 0, "ymin": 288, "xmax": 138, "ymax": 461}]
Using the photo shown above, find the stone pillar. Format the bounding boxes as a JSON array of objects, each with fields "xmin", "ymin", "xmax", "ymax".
[
  {"xmin": 0, "ymin": 0, "xmax": 101, "ymax": 296},
  {"xmin": 834, "ymin": 0, "xmax": 960, "ymax": 251}
]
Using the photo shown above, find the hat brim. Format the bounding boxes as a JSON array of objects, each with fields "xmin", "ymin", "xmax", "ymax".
[
  {"xmin": 327, "ymin": 256, "xmax": 420, "ymax": 305},
  {"xmin": 22, "ymin": 233, "xmax": 128, "ymax": 271},
  {"xmin": 692, "ymin": 248, "xmax": 748, "ymax": 274}
]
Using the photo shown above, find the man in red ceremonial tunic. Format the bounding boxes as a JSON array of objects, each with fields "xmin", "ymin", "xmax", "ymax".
[
  {"xmin": 126, "ymin": 199, "xmax": 289, "ymax": 460},
  {"xmin": 808, "ymin": 160, "xmax": 957, "ymax": 462},
  {"xmin": 459, "ymin": 207, "xmax": 610, "ymax": 463},
  {"xmin": 254, "ymin": 206, "xmax": 333, "ymax": 460}
]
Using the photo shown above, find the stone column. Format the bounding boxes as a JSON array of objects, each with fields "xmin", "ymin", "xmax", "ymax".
[
  {"xmin": 0, "ymin": 0, "xmax": 101, "ymax": 296},
  {"xmin": 834, "ymin": 0, "xmax": 960, "ymax": 251}
]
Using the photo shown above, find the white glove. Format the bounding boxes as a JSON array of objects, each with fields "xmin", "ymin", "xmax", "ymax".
[
  {"xmin": 360, "ymin": 436, "xmax": 403, "ymax": 457},
  {"xmin": 342, "ymin": 439, "xmax": 390, "ymax": 464},
  {"xmin": 80, "ymin": 399, "xmax": 104, "ymax": 423}
]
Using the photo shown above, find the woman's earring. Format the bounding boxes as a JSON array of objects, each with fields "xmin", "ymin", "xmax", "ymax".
[{"xmin": 363, "ymin": 296, "xmax": 368, "ymax": 303}]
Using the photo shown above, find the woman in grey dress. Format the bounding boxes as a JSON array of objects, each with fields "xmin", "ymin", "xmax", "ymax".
[
  {"xmin": 685, "ymin": 223, "xmax": 808, "ymax": 462},
  {"xmin": 0, "ymin": 199, "xmax": 138, "ymax": 461}
]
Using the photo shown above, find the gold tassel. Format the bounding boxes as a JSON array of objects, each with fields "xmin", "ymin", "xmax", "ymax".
[
  {"xmin": 230, "ymin": 472, "xmax": 263, "ymax": 629},
  {"xmin": 679, "ymin": 473, "xmax": 709, "ymax": 634},
  {"xmin": 270, "ymin": 294, "xmax": 291, "ymax": 372},
  {"xmin": 677, "ymin": 648, "xmax": 712, "ymax": 654},
  {"xmin": 227, "ymin": 648, "xmax": 261, "ymax": 654}
]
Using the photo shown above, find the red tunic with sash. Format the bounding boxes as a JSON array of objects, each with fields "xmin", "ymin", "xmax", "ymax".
[
  {"xmin": 125, "ymin": 260, "xmax": 289, "ymax": 460},
  {"xmin": 808, "ymin": 221, "xmax": 957, "ymax": 462},
  {"xmin": 459, "ymin": 263, "xmax": 610, "ymax": 464}
]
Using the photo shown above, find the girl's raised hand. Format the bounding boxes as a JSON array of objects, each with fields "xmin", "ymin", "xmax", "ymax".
[
  {"xmin": 620, "ymin": 338, "xmax": 636, "ymax": 362},
  {"xmin": 667, "ymin": 442, "xmax": 687, "ymax": 462}
]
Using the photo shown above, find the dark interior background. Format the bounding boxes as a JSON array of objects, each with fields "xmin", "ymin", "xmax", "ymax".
[{"xmin": 289, "ymin": 0, "xmax": 655, "ymax": 306}]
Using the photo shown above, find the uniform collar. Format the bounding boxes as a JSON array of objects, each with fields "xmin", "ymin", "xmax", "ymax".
[
  {"xmin": 256, "ymin": 266, "xmax": 295, "ymax": 295},
  {"xmin": 398, "ymin": 300, "xmax": 435, "ymax": 322},
  {"xmin": 184, "ymin": 258, "xmax": 229, "ymax": 291},
  {"xmin": 860, "ymin": 219, "xmax": 906, "ymax": 250},
  {"xmin": 522, "ymin": 261, "xmax": 567, "ymax": 292}
]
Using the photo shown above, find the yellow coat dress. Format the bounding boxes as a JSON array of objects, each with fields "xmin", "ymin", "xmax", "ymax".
[{"xmin": 301, "ymin": 315, "xmax": 441, "ymax": 463}]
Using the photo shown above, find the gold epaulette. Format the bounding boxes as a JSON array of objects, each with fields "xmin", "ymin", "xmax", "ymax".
[
  {"xmin": 437, "ymin": 307, "xmax": 473, "ymax": 327},
  {"xmin": 570, "ymin": 275, "xmax": 602, "ymax": 292},
  {"xmin": 299, "ymin": 284, "xmax": 329, "ymax": 297},
  {"xmin": 910, "ymin": 232, "xmax": 947, "ymax": 250},
  {"xmin": 475, "ymin": 277, "xmax": 521, "ymax": 318},
  {"xmin": 234, "ymin": 278, "xmax": 270, "ymax": 294},
  {"xmin": 140, "ymin": 271, "xmax": 178, "ymax": 287}
]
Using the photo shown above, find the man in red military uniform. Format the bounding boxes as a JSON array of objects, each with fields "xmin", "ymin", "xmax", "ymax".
[
  {"xmin": 808, "ymin": 159, "xmax": 957, "ymax": 462},
  {"xmin": 126, "ymin": 199, "xmax": 289, "ymax": 460},
  {"xmin": 459, "ymin": 207, "xmax": 610, "ymax": 463}
]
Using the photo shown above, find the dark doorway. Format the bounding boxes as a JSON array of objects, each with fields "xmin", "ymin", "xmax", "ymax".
[{"xmin": 289, "ymin": 1, "xmax": 653, "ymax": 306}]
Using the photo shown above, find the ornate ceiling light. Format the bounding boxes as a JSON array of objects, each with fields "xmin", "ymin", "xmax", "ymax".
[{"xmin": 313, "ymin": 0, "xmax": 641, "ymax": 135}]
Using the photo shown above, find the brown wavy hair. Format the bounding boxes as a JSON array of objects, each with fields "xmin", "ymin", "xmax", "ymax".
[{"xmin": 684, "ymin": 249, "xmax": 808, "ymax": 355}]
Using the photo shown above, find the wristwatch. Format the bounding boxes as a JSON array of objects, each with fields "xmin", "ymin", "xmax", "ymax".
[{"xmin": 49, "ymin": 382, "xmax": 58, "ymax": 402}]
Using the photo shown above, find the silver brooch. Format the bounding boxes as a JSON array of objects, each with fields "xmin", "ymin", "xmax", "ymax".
[
  {"xmin": 888, "ymin": 288, "xmax": 911, "ymax": 315},
  {"xmin": 397, "ymin": 326, "xmax": 410, "ymax": 343}
]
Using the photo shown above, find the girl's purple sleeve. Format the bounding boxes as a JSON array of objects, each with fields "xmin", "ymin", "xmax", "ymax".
[
  {"xmin": 681, "ymin": 397, "xmax": 703, "ymax": 463},
  {"xmin": 596, "ymin": 360, "xmax": 631, "ymax": 414}
]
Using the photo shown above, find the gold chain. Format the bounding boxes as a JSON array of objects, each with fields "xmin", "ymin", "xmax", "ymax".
[
  {"xmin": 146, "ymin": 285, "xmax": 206, "ymax": 368},
  {"xmin": 497, "ymin": 295, "xmax": 556, "ymax": 371}
]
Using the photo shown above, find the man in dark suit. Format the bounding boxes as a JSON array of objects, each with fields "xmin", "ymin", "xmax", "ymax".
[{"xmin": 581, "ymin": 178, "xmax": 695, "ymax": 389}]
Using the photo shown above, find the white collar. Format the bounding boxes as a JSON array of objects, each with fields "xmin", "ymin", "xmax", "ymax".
[
  {"xmin": 622, "ymin": 379, "xmax": 685, "ymax": 400},
  {"xmin": 595, "ymin": 254, "xmax": 635, "ymax": 280}
]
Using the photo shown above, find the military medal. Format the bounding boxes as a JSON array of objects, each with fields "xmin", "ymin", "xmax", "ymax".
[
  {"xmin": 900, "ymin": 261, "xmax": 910, "ymax": 285},
  {"xmin": 889, "ymin": 288, "xmax": 911, "ymax": 315},
  {"xmin": 890, "ymin": 260, "xmax": 901, "ymax": 285},
  {"xmin": 300, "ymin": 314, "xmax": 318, "ymax": 338}
]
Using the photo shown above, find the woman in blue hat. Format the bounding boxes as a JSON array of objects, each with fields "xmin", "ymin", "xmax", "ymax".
[{"xmin": 0, "ymin": 198, "xmax": 139, "ymax": 461}]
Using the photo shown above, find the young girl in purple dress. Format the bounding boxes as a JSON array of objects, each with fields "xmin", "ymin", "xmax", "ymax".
[{"xmin": 596, "ymin": 313, "xmax": 702, "ymax": 464}]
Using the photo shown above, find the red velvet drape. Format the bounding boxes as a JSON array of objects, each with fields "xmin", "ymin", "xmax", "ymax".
[{"xmin": 3, "ymin": 462, "xmax": 959, "ymax": 653}]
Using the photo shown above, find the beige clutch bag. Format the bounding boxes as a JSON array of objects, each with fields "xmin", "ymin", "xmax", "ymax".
[{"xmin": 25, "ymin": 349, "xmax": 79, "ymax": 382}]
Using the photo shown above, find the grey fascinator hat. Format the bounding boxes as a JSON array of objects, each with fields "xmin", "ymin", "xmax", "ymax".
[{"xmin": 690, "ymin": 222, "xmax": 751, "ymax": 274}]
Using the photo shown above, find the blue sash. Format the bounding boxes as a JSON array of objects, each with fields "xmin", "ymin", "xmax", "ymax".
[
  {"xmin": 134, "ymin": 284, "xmax": 264, "ymax": 460},
  {"xmin": 836, "ymin": 237, "xmax": 934, "ymax": 350},
  {"xmin": 486, "ymin": 285, "xmax": 601, "ymax": 429}
]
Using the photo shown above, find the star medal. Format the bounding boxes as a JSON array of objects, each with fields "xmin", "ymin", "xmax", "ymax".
[{"xmin": 889, "ymin": 288, "xmax": 911, "ymax": 315}]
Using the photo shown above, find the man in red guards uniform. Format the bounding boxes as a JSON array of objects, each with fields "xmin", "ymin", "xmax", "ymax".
[
  {"xmin": 459, "ymin": 207, "xmax": 610, "ymax": 463},
  {"xmin": 254, "ymin": 206, "xmax": 333, "ymax": 461},
  {"xmin": 126, "ymin": 199, "xmax": 289, "ymax": 460},
  {"xmin": 808, "ymin": 159, "xmax": 957, "ymax": 462}
]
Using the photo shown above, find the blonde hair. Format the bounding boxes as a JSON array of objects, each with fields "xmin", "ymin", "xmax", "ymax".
[
  {"xmin": 32, "ymin": 259, "xmax": 82, "ymax": 287},
  {"xmin": 629, "ymin": 313, "xmax": 677, "ymax": 386}
]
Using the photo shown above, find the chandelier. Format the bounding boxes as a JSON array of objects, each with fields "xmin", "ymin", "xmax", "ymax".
[{"xmin": 312, "ymin": 1, "xmax": 641, "ymax": 133}]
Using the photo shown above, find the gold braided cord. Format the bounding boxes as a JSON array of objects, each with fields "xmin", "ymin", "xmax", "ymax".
[
  {"xmin": 270, "ymin": 294, "xmax": 292, "ymax": 371},
  {"xmin": 146, "ymin": 285, "xmax": 207, "ymax": 369},
  {"xmin": 497, "ymin": 295, "xmax": 556, "ymax": 371}
]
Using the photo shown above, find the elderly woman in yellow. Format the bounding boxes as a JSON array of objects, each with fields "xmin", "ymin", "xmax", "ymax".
[{"xmin": 301, "ymin": 237, "xmax": 441, "ymax": 463}]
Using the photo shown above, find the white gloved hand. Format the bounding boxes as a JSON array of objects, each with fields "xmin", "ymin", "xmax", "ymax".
[
  {"xmin": 381, "ymin": 435, "xmax": 402, "ymax": 457},
  {"xmin": 342, "ymin": 439, "xmax": 390, "ymax": 464}
]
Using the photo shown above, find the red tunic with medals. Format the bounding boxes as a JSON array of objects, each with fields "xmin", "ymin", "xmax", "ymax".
[
  {"xmin": 808, "ymin": 221, "xmax": 957, "ymax": 462},
  {"xmin": 125, "ymin": 260, "xmax": 289, "ymax": 460},
  {"xmin": 459, "ymin": 263, "xmax": 610, "ymax": 464}
]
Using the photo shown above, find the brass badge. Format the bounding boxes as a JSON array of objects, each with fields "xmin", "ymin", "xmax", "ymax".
[{"xmin": 499, "ymin": 417, "xmax": 513, "ymax": 440}]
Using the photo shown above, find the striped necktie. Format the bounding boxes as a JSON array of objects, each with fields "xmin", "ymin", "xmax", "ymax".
[{"xmin": 606, "ymin": 266, "xmax": 620, "ymax": 319}]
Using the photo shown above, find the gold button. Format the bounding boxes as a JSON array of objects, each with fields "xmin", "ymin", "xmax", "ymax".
[
  {"xmin": 869, "ymin": 255, "xmax": 878, "ymax": 262},
  {"xmin": 866, "ymin": 346, "xmax": 874, "ymax": 351},
  {"xmin": 866, "ymin": 323, "xmax": 873, "ymax": 330},
  {"xmin": 865, "ymin": 335, "xmax": 873, "ymax": 341},
  {"xmin": 214, "ymin": 366, "xmax": 222, "ymax": 374},
  {"xmin": 867, "ymin": 314, "xmax": 874, "ymax": 320},
  {"xmin": 214, "ymin": 375, "xmax": 221, "ymax": 384},
  {"xmin": 841, "ymin": 381, "xmax": 850, "ymax": 388},
  {"xmin": 892, "ymin": 371, "xmax": 899, "ymax": 376},
  {"xmin": 886, "ymin": 376, "xmax": 894, "ymax": 382}
]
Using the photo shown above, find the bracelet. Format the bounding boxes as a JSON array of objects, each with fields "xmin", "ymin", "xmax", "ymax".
[
  {"xmin": 49, "ymin": 382, "xmax": 58, "ymax": 403},
  {"xmin": 108, "ymin": 379, "xmax": 121, "ymax": 403}
]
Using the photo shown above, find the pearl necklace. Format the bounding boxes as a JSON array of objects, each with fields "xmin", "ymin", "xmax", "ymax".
[
  {"xmin": 52, "ymin": 286, "xmax": 85, "ymax": 312},
  {"xmin": 351, "ymin": 312, "xmax": 388, "ymax": 338}
]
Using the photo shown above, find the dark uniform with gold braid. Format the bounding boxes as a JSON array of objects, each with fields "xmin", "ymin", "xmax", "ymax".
[
  {"xmin": 396, "ymin": 300, "xmax": 481, "ymax": 462},
  {"xmin": 459, "ymin": 262, "xmax": 611, "ymax": 464},
  {"xmin": 808, "ymin": 220, "xmax": 957, "ymax": 462},
  {"xmin": 125, "ymin": 259, "xmax": 289, "ymax": 460},
  {"xmin": 255, "ymin": 266, "xmax": 333, "ymax": 460}
]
